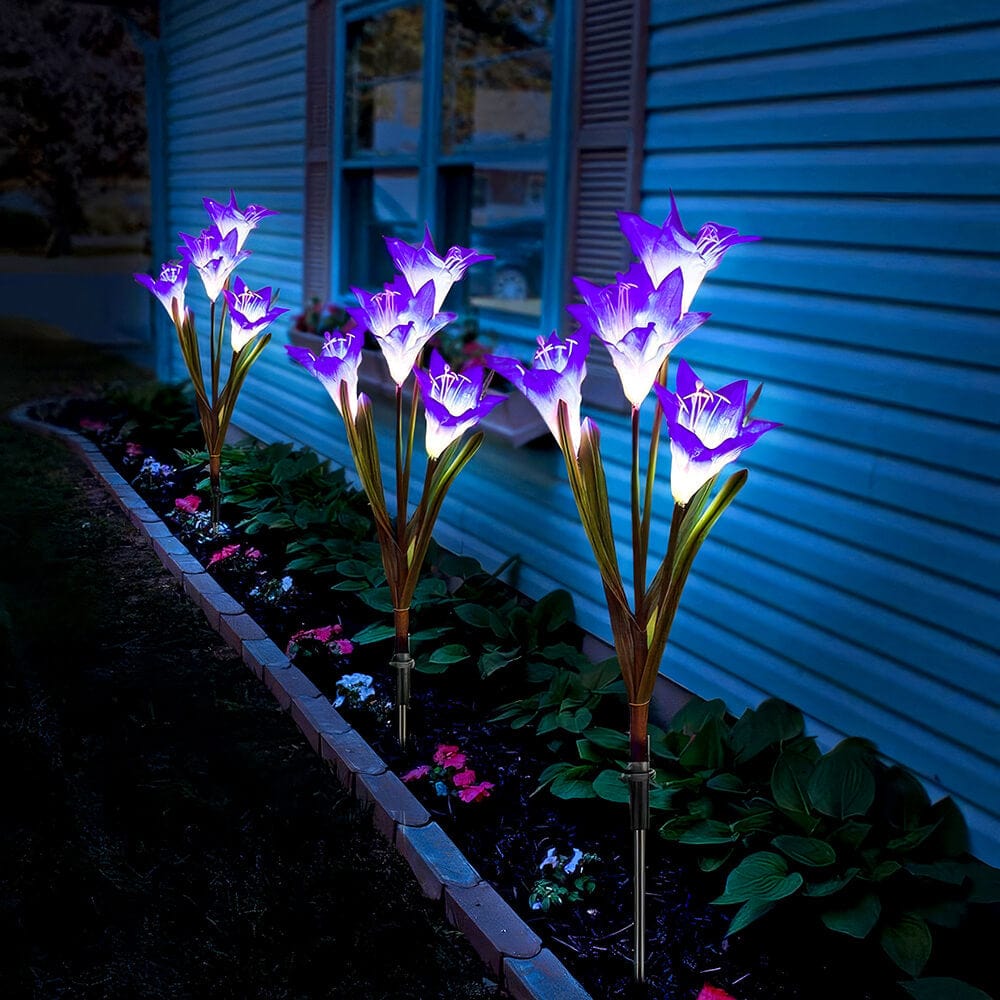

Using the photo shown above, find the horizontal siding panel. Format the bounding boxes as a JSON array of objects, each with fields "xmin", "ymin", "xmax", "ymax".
[
  {"xmin": 166, "ymin": 0, "xmax": 246, "ymax": 34},
  {"xmin": 643, "ymin": 145, "xmax": 1000, "ymax": 196},
  {"xmin": 640, "ymin": 194, "xmax": 1000, "ymax": 255},
  {"xmin": 169, "ymin": 51, "xmax": 305, "ymax": 104},
  {"xmin": 648, "ymin": 86, "xmax": 1000, "ymax": 148},
  {"xmin": 168, "ymin": 96, "xmax": 305, "ymax": 138},
  {"xmin": 647, "ymin": 26, "xmax": 1000, "ymax": 107},
  {"xmin": 651, "ymin": 1, "xmax": 1000, "ymax": 63},
  {"xmin": 650, "ymin": 0, "xmax": 795, "ymax": 26},
  {"xmin": 170, "ymin": 120, "xmax": 305, "ymax": 155},
  {"xmin": 166, "ymin": 14, "xmax": 302, "ymax": 71},
  {"xmin": 692, "ymin": 283, "xmax": 999, "ymax": 368},
  {"xmin": 167, "ymin": 74, "xmax": 305, "ymax": 121}
]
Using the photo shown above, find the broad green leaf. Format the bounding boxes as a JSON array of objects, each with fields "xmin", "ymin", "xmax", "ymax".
[
  {"xmin": 358, "ymin": 587, "xmax": 394, "ymax": 612},
  {"xmin": 833, "ymin": 820, "xmax": 872, "ymax": 850},
  {"xmin": 454, "ymin": 603, "xmax": 493, "ymax": 628},
  {"xmin": 706, "ymin": 773, "xmax": 746, "ymax": 794},
  {"xmin": 729, "ymin": 699, "xmax": 803, "ymax": 764},
  {"xmin": 730, "ymin": 808, "xmax": 775, "ymax": 835},
  {"xmin": 414, "ymin": 654, "xmax": 450, "ymax": 674},
  {"xmin": 820, "ymin": 891, "xmax": 880, "ymax": 938},
  {"xmin": 905, "ymin": 860, "xmax": 969, "ymax": 885},
  {"xmin": 803, "ymin": 867, "xmax": 859, "ymax": 897},
  {"xmin": 966, "ymin": 860, "xmax": 1000, "ymax": 903},
  {"xmin": 409, "ymin": 626, "xmax": 453, "ymax": 643},
  {"xmin": 350, "ymin": 622, "xmax": 395, "ymax": 645},
  {"xmin": 880, "ymin": 913, "xmax": 931, "ymax": 977},
  {"xmin": 533, "ymin": 588, "xmax": 575, "ymax": 632},
  {"xmin": 699, "ymin": 851, "xmax": 733, "ymax": 873},
  {"xmin": 725, "ymin": 898, "xmax": 775, "ymax": 936},
  {"xmin": 592, "ymin": 769, "xmax": 629, "ymax": 803},
  {"xmin": 428, "ymin": 644, "xmax": 468, "ymax": 665},
  {"xmin": 714, "ymin": 852, "xmax": 803, "ymax": 905},
  {"xmin": 585, "ymin": 726, "xmax": 629, "ymax": 752},
  {"xmin": 771, "ymin": 744, "xmax": 817, "ymax": 821},
  {"xmin": 575, "ymin": 738, "xmax": 604, "ymax": 763},
  {"xmin": 679, "ymin": 820, "xmax": 738, "ymax": 846},
  {"xmin": 478, "ymin": 647, "xmax": 518, "ymax": 678},
  {"xmin": 678, "ymin": 716, "xmax": 726, "ymax": 770},
  {"xmin": 886, "ymin": 821, "xmax": 940, "ymax": 853},
  {"xmin": 901, "ymin": 979, "xmax": 992, "ymax": 1000},
  {"xmin": 772, "ymin": 835, "xmax": 836, "ymax": 867},
  {"xmin": 807, "ymin": 740, "xmax": 875, "ymax": 819},
  {"xmin": 911, "ymin": 898, "xmax": 967, "ymax": 929},
  {"xmin": 550, "ymin": 765, "xmax": 597, "ymax": 799},
  {"xmin": 669, "ymin": 697, "xmax": 727, "ymax": 735}
]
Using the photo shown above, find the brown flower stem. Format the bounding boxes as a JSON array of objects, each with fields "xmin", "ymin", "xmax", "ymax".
[
  {"xmin": 208, "ymin": 451, "xmax": 222, "ymax": 529},
  {"xmin": 393, "ymin": 607, "xmax": 409, "ymax": 656},
  {"xmin": 628, "ymin": 701, "xmax": 650, "ymax": 764}
]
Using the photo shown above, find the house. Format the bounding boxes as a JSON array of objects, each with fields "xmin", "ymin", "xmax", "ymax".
[{"xmin": 144, "ymin": 0, "xmax": 1000, "ymax": 863}]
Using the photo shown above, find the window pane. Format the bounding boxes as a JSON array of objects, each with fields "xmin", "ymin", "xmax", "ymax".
[
  {"xmin": 445, "ymin": 167, "xmax": 545, "ymax": 319},
  {"xmin": 442, "ymin": 2, "xmax": 554, "ymax": 153},
  {"xmin": 346, "ymin": 7, "xmax": 424, "ymax": 157},
  {"xmin": 344, "ymin": 170, "xmax": 421, "ymax": 290}
]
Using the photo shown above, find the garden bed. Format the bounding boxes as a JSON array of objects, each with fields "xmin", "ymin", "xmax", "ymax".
[{"xmin": 21, "ymin": 391, "xmax": 999, "ymax": 1000}]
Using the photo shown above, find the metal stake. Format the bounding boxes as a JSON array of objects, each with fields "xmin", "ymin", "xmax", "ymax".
[
  {"xmin": 624, "ymin": 758, "xmax": 652, "ymax": 984},
  {"xmin": 391, "ymin": 651, "xmax": 413, "ymax": 748}
]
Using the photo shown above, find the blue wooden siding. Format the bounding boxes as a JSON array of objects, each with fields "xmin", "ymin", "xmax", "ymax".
[
  {"xmin": 639, "ymin": 0, "xmax": 1000, "ymax": 863},
  {"xmin": 158, "ymin": 0, "xmax": 1000, "ymax": 863}
]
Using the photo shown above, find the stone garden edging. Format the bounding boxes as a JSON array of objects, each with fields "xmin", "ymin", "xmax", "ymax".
[{"xmin": 9, "ymin": 402, "xmax": 593, "ymax": 1000}]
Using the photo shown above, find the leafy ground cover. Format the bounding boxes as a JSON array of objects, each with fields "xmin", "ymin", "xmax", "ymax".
[
  {"xmin": 0, "ymin": 318, "xmax": 499, "ymax": 999},
  {"xmin": 36, "ymin": 356, "xmax": 998, "ymax": 1000}
]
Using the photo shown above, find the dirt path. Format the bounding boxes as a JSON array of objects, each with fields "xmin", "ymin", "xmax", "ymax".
[{"xmin": 0, "ymin": 319, "xmax": 498, "ymax": 999}]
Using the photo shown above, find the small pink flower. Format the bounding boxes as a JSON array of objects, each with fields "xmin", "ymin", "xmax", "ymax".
[
  {"xmin": 175, "ymin": 494, "xmax": 201, "ymax": 514},
  {"xmin": 244, "ymin": 548, "xmax": 262, "ymax": 560},
  {"xmin": 332, "ymin": 623, "xmax": 343, "ymax": 634},
  {"xmin": 697, "ymin": 986, "xmax": 737, "ymax": 1000},
  {"xmin": 452, "ymin": 768, "xmax": 477, "ymax": 789},
  {"xmin": 402, "ymin": 765, "xmax": 431, "ymax": 783},
  {"xmin": 458, "ymin": 781, "xmax": 494, "ymax": 804},
  {"xmin": 335, "ymin": 639, "xmax": 354, "ymax": 655},
  {"xmin": 433, "ymin": 744, "xmax": 462, "ymax": 765},
  {"xmin": 124, "ymin": 441, "xmax": 144, "ymax": 458},
  {"xmin": 208, "ymin": 543, "xmax": 240, "ymax": 566},
  {"xmin": 312, "ymin": 625, "xmax": 335, "ymax": 643},
  {"xmin": 79, "ymin": 418, "xmax": 110, "ymax": 433}
]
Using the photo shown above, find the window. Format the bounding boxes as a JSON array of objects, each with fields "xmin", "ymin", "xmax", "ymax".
[{"xmin": 335, "ymin": 0, "xmax": 570, "ymax": 344}]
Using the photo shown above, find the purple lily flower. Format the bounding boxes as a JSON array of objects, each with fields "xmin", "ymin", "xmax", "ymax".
[
  {"xmin": 348, "ymin": 276, "xmax": 455, "ymax": 385},
  {"xmin": 177, "ymin": 226, "xmax": 250, "ymax": 303},
  {"xmin": 653, "ymin": 360, "xmax": 780, "ymax": 505},
  {"xmin": 413, "ymin": 350, "xmax": 505, "ymax": 459},
  {"xmin": 567, "ymin": 264, "xmax": 709, "ymax": 408},
  {"xmin": 134, "ymin": 258, "xmax": 189, "ymax": 319},
  {"xmin": 203, "ymin": 190, "xmax": 278, "ymax": 251},
  {"xmin": 486, "ymin": 331, "xmax": 589, "ymax": 454},
  {"xmin": 285, "ymin": 328, "xmax": 363, "ymax": 418},
  {"xmin": 384, "ymin": 225, "xmax": 494, "ymax": 311},
  {"xmin": 618, "ymin": 195, "xmax": 759, "ymax": 311},
  {"xmin": 222, "ymin": 276, "xmax": 289, "ymax": 352}
]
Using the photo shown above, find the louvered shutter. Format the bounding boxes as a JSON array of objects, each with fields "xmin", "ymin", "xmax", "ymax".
[
  {"xmin": 304, "ymin": 0, "xmax": 334, "ymax": 303},
  {"xmin": 567, "ymin": 0, "xmax": 648, "ymax": 406}
]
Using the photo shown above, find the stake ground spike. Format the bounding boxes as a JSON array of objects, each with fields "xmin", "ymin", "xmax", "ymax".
[
  {"xmin": 392, "ymin": 650, "xmax": 413, "ymax": 748},
  {"xmin": 624, "ymin": 757, "xmax": 653, "ymax": 984}
]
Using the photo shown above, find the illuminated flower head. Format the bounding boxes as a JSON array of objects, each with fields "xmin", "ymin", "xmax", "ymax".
[
  {"xmin": 653, "ymin": 360, "xmax": 780, "ymax": 505},
  {"xmin": 618, "ymin": 195, "xmax": 759, "ymax": 312},
  {"xmin": 568, "ymin": 263, "xmax": 708, "ymax": 408},
  {"xmin": 285, "ymin": 328, "xmax": 364, "ymax": 418},
  {"xmin": 384, "ymin": 225, "xmax": 494, "ymax": 311},
  {"xmin": 413, "ymin": 350, "xmax": 505, "ymax": 459},
  {"xmin": 177, "ymin": 226, "xmax": 249, "ymax": 302},
  {"xmin": 134, "ymin": 258, "xmax": 189, "ymax": 319},
  {"xmin": 486, "ymin": 331, "xmax": 589, "ymax": 453},
  {"xmin": 223, "ymin": 276, "xmax": 289, "ymax": 352},
  {"xmin": 203, "ymin": 190, "xmax": 278, "ymax": 251},
  {"xmin": 348, "ymin": 276, "xmax": 455, "ymax": 385}
]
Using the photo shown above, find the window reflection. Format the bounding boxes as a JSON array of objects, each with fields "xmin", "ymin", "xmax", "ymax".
[
  {"xmin": 442, "ymin": 1, "xmax": 554, "ymax": 153},
  {"xmin": 344, "ymin": 170, "xmax": 421, "ymax": 290},
  {"xmin": 346, "ymin": 7, "xmax": 424, "ymax": 156}
]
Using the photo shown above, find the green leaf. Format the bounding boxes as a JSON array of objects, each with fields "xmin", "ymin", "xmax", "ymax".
[
  {"xmin": 879, "ymin": 913, "xmax": 931, "ymax": 977},
  {"xmin": 357, "ymin": 587, "xmax": 394, "ymax": 612},
  {"xmin": 905, "ymin": 860, "xmax": 969, "ymax": 885},
  {"xmin": 713, "ymin": 852, "xmax": 803, "ymax": 905},
  {"xmin": 478, "ymin": 647, "xmax": 518, "ymax": 678},
  {"xmin": 592, "ymin": 769, "xmax": 629, "ymax": 804},
  {"xmin": 729, "ymin": 699, "xmax": 804, "ymax": 764},
  {"xmin": 679, "ymin": 820, "xmax": 738, "ymax": 846},
  {"xmin": 807, "ymin": 740, "xmax": 876, "ymax": 819},
  {"xmin": 533, "ymin": 588, "xmax": 575, "ymax": 632},
  {"xmin": 428, "ymin": 644, "xmax": 469, "ymax": 665},
  {"xmin": 409, "ymin": 626, "xmax": 453, "ymax": 643},
  {"xmin": 820, "ymin": 891, "xmax": 880, "ymax": 938},
  {"xmin": 678, "ymin": 716, "xmax": 726, "ymax": 770},
  {"xmin": 699, "ymin": 851, "xmax": 733, "ymax": 873},
  {"xmin": 966, "ymin": 860, "xmax": 1000, "ymax": 903},
  {"xmin": 550, "ymin": 765, "xmax": 597, "ymax": 799},
  {"xmin": 772, "ymin": 835, "xmax": 836, "ymax": 867},
  {"xmin": 586, "ymin": 726, "xmax": 629, "ymax": 752},
  {"xmin": 833, "ymin": 820, "xmax": 872, "ymax": 850},
  {"xmin": 669, "ymin": 697, "xmax": 727, "ymax": 735},
  {"xmin": 454, "ymin": 603, "xmax": 493, "ymax": 628},
  {"xmin": 771, "ymin": 744, "xmax": 818, "ymax": 821},
  {"xmin": 886, "ymin": 821, "xmax": 940, "ymax": 853},
  {"xmin": 575, "ymin": 739, "xmax": 604, "ymax": 764},
  {"xmin": 413, "ymin": 654, "xmax": 451, "ymax": 675},
  {"xmin": 725, "ymin": 898, "xmax": 775, "ymax": 936},
  {"xmin": 803, "ymin": 868, "xmax": 859, "ymax": 897},
  {"xmin": 901, "ymin": 979, "xmax": 993, "ymax": 1000},
  {"xmin": 912, "ymin": 898, "xmax": 967, "ymax": 929},
  {"xmin": 706, "ymin": 773, "xmax": 746, "ymax": 794},
  {"xmin": 350, "ymin": 622, "xmax": 395, "ymax": 645}
]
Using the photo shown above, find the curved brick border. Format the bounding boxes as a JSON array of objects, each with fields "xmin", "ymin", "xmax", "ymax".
[{"xmin": 8, "ymin": 402, "xmax": 593, "ymax": 1000}]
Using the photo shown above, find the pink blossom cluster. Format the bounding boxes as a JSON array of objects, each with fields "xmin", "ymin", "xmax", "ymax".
[
  {"xmin": 285, "ymin": 623, "xmax": 354, "ymax": 657},
  {"xmin": 79, "ymin": 418, "xmax": 111, "ymax": 434},
  {"xmin": 124, "ymin": 441, "xmax": 144, "ymax": 459},
  {"xmin": 696, "ymin": 985, "xmax": 736, "ymax": 1000},
  {"xmin": 175, "ymin": 494, "xmax": 201, "ymax": 514},
  {"xmin": 402, "ymin": 743, "xmax": 495, "ymax": 804},
  {"xmin": 207, "ymin": 543, "xmax": 262, "ymax": 567}
]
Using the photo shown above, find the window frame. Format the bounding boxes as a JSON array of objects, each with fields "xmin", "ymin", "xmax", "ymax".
[{"xmin": 331, "ymin": 0, "xmax": 575, "ymax": 350}]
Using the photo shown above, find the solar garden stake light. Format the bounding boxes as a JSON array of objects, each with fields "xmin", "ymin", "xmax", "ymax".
[
  {"xmin": 287, "ymin": 228, "xmax": 496, "ymax": 747},
  {"xmin": 135, "ymin": 191, "xmax": 284, "ymax": 532},
  {"xmin": 487, "ymin": 197, "xmax": 778, "ymax": 983}
]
